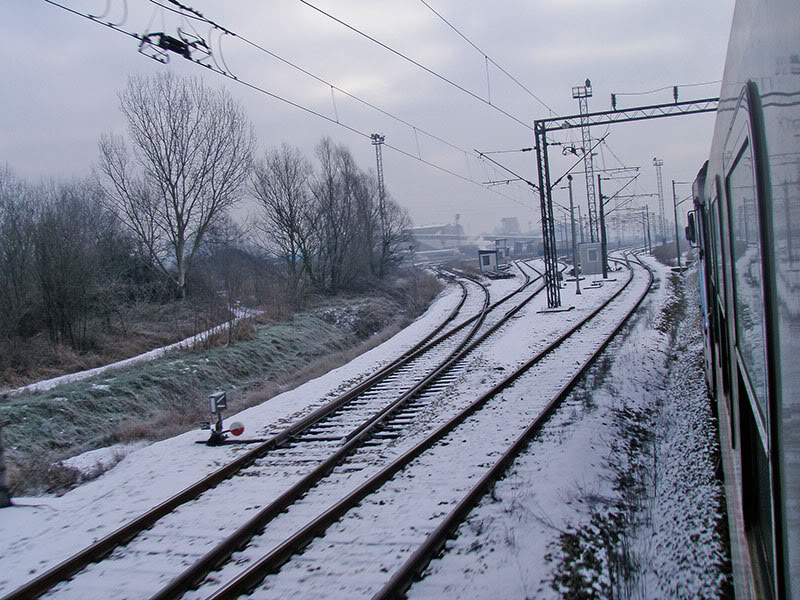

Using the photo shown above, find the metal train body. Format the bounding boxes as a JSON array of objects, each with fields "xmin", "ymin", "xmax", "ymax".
[{"xmin": 689, "ymin": 1, "xmax": 799, "ymax": 597}]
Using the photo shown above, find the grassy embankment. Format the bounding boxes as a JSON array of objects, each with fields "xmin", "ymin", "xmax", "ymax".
[{"xmin": 2, "ymin": 271, "xmax": 443, "ymax": 495}]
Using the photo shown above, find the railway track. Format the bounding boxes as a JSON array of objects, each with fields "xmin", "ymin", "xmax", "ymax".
[
  {"xmin": 3, "ymin": 261, "xmax": 549, "ymax": 600},
  {"xmin": 181, "ymin": 252, "xmax": 651, "ymax": 600}
]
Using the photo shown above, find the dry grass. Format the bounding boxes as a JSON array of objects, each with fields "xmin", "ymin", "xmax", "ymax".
[
  {"xmin": 651, "ymin": 243, "xmax": 694, "ymax": 268},
  {"xmin": 6, "ymin": 320, "xmax": 405, "ymax": 496},
  {"xmin": 3, "ymin": 272, "xmax": 442, "ymax": 496},
  {"xmin": 8, "ymin": 453, "xmax": 82, "ymax": 495},
  {"xmin": 0, "ymin": 300, "xmax": 220, "ymax": 390}
]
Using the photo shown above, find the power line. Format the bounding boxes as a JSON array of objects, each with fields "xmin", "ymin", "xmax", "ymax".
[
  {"xmin": 230, "ymin": 33, "xmax": 480, "ymax": 158},
  {"xmin": 417, "ymin": 0, "xmax": 554, "ymax": 115},
  {"xmin": 40, "ymin": 0, "xmax": 532, "ymax": 209},
  {"xmin": 148, "ymin": 0, "xmax": 231, "ymax": 33},
  {"xmin": 227, "ymin": 74, "xmax": 530, "ymax": 208},
  {"xmin": 615, "ymin": 80, "xmax": 721, "ymax": 97},
  {"xmin": 297, "ymin": 0, "xmax": 533, "ymax": 131},
  {"xmin": 146, "ymin": 0, "xmax": 530, "ymax": 191},
  {"xmin": 42, "ymin": 0, "xmax": 140, "ymax": 40}
]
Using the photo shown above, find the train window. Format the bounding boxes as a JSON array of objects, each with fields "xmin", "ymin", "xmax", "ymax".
[
  {"xmin": 725, "ymin": 99, "xmax": 769, "ymax": 426},
  {"xmin": 709, "ymin": 198, "xmax": 719, "ymax": 287},
  {"xmin": 713, "ymin": 177, "xmax": 728, "ymax": 315}
]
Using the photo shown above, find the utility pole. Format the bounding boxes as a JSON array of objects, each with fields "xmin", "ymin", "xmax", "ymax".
[
  {"xmin": 573, "ymin": 79, "xmax": 598, "ymax": 243},
  {"xmin": 568, "ymin": 175, "xmax": 581, "ymax": 295},
  {"xmin": 371, "ymin": 133, "xmax": 387, "ymax": 234},
  {"xmin": 672, "ymin": 180, "xmax": 692, "ymax": 267},
  {"xmin": 646, "ymin": 208, "xmax": 652, "ymax": 253},
  {"xmin": 597, "ymin": 174, "xmax": 608, "ymax": 279},
  {"xmin": 653, "ymin": 157, "xmax": 666, "ymax": 244},
  {"xmin": 672, "ymin": 179, "xmax": 680, "ymax": 266},
  {"xmin": 371, "ymin": 133, "xmax": 388, "ymax": 276}
]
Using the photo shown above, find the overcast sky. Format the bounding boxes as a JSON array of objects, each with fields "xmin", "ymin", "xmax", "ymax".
[{"xmin": 2, "ymin": 0, "xmax": 735, "ymax": 236}]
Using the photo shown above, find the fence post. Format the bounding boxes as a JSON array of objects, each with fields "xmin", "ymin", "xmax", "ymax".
[{"xmin": 0, "ymin": 422, "xmax": 11, "ymax": 507}]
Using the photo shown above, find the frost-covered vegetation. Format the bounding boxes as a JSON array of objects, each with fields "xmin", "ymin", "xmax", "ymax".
[
  {"xmin": 0, "ymin": 72, "xmax": 413, "ymax": 390},
  {"xmin": 547, "ymin": 268, "xmax": 732, "ymax": 599},
  {"xmin": 2, "ymin": 280, "xmax": 440, "ymax": 496},
  {"xmin": 0, "ymin": 71, "xmax": 441, "ymax": 495}
]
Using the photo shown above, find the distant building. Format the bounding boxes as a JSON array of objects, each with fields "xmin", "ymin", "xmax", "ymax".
[
  {"xmin": 478, "ymin": 249, "xmax": 499, "ymax": 272},
  {"xmin": 495, "ymin": 238, "xmax": 510, "ymax": 264},
  {"xmin": 579, "ymin": 242, "xmax": 602, "ymax": 275},
  {"xmin": 500, "ymin": 217, "xmax": 521, "ymax": 235},
  {"xmin": 481, "ymin": 234, "xmax": 541, "ymax": 258},
  {"xmin": 408, "ymin": 223, "xmax": 465, "ymax": 252}
]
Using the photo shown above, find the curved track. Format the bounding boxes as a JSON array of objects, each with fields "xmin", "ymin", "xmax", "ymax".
[
  {"xmin": 152, "ymin": 254, "xmax": 649, "ymax": 599},
  {"xmin": 3, "ymin": 262, "xmax": 548, "ymax": 600}
]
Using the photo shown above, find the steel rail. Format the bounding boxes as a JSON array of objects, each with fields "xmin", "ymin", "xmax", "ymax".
[
  {"xmin": 373, "ymin": 252, "xmax": 652, "ymax": 599},
  {"xmin": 0, "ymin": 273, "xmax": 487, "ymax": 600},
  {"xmin": 201, "ymin": 257, "xmax": 645, "ymax": 599},
  {"xmin": 148, "ymin": 276, "xmax": 508, "ymax": 599},
  {"xmin": 150, "ymin": 265, "xmax": 548, "ymax": 599},
  {"xmin": 2, "ymin": 263, "xmax": 542, "ymax": 600}
]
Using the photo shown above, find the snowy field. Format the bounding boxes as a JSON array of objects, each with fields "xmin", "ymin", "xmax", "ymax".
[{"xmin": 0, "ymin": 258, "xmax": 729, "ymax": 598}]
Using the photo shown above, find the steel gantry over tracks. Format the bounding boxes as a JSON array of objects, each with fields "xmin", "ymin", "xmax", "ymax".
[{"xmin": 534, "ymin": 96, "xmax": 719, "ymax": 308}]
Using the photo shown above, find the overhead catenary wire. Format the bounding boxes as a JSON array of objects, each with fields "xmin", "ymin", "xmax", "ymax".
[
  {"xmin": 601, "ymin": 138, "xmax": 629, "ymax": 170},
  {"xmin": 147, "ymin": 0, "xmax": 530, "ymax": 187},
  {"xmin": 297, "ymin": 0, "xmax": 533, "ymax": 131},
  {"xmin": 417, "ymin": 0, "xmax": 555, "ymax": 115},
  {"xmin": 475, "ymin": 150, "xmax": 538, "ymax": 192},
  {"xmin": 43, "ymin": 0, "xmax": 140, "ymax": 40},
  {"xmin": 615, "ymin": 80, "xmax": 722, "ymax": 97},
  {"xmin": 225, "ymin": 28, "xmax": 484, "ymax": 159},
  {"xmin": 40, "ymin": 0, "xmax": 533, "ymax": 209}
]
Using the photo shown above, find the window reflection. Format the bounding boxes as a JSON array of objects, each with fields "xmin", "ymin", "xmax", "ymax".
[{"xmin": 727, "ymin": 139, "xmax": 768, "ymax": 421}]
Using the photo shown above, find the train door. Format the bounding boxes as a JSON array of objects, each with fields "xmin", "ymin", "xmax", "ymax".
[
  {"xmin": 689, "ymin": 169, "xmax": 717, "ymax": 393},
  {"xmin": 724, "ymin": 82, "xmax": 780, "ymax": 598},
  {"xmin": 702, "ymin": 193, "xmax": 719, "ymax": 396}
]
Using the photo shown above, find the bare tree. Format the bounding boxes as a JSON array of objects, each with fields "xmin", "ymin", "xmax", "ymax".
[
  {"xmin": 377, "ymin": 193, "xmax": 412, "ymax": 277},
  {"xmin": 310, "ymin": 138, "xmax": 367, "ymax": 292},
  {"xmin": 31, "ymin": 181, "xmax": 116, "ymax": 349},
  {"xmin": 0, "ymin": 165, "xmax": 36, "ymax": 339},
  {"xmin": 252, "ymin": 138, "xmax": 411, "ymax": 297},
  {"xmin": 251, "ymin": 144, "xmax": 314, "ymax": 305},
  {"xmin": 97, "ymin": 72, "xmax": 255, "ymax": 299}
]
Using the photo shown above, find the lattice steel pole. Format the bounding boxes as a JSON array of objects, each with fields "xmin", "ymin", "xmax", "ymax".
[
  {"xmin": 371, "ymin": 134, "xmax": 387, "ymax": 234},
  {"xmin": 653, "ymin": 157, "xmax": 665, "ymax": 244},
  {"xmin": 534, "ymin": 120, "xmax": 561, "ymax": 308},
  {"xmin": 573, "ymin": 79, "xmax": 598, "ymax": 243}
]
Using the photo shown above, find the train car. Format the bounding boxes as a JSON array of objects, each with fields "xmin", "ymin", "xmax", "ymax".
[{"xmin": 688, "ymin": 0, "xmax": 800, "ymax": 597}]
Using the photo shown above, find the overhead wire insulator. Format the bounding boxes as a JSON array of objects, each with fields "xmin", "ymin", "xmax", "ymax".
[
  {"xmin": 138, "ymin": 29, "xmax": 210, "ymax": 64},
  {"xmin": 139, "ymin": 33, "xmax": 171, "ymax": 62}
]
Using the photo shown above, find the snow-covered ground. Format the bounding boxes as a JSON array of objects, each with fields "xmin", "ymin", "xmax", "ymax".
[
  {"xmin": 409, "ymin": 259, "xmax": 731, "ymax": 599},
  {"xmin": 0, "ymin": 274, "xmax": 486, "ymax": 593},
  {"xmin": 0, "ymin": 258, "xmax": 729, "ymax": 598}
]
